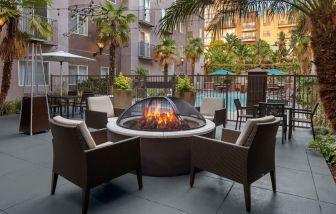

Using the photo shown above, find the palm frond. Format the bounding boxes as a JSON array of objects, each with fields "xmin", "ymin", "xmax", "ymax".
[{"xmin": 159, "ymin": 0, "xmax": 336, "ymax": 37}]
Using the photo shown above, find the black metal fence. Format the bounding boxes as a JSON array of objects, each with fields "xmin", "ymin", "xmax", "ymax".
[{"xmin": 50, "ymin": 74, "xmax": 319, "ymax": 126}]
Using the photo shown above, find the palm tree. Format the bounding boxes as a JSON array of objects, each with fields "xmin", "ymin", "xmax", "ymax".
[
  {"xmin": 94, "ymin": 0, "xmax": 136, "ymax": 77},
  {"xmin": 159, "ymin": 0, "xmax": 336, "ymax": 130},
  {"xmin": 251, "ymin": 39, "xmax": 273, "ymax": 64},
  {"xmin": 0, "ymin": 0, "xmax": 52, "ymax": 110},
  {"xmin": 234, "ymin": 41, "xmax": 251, "ymax": 64},
  {"xmin": 154, "ymin": 38, "xmax": 178, "ymax": 83},
  {"xmin": 274, "ymin": 31, "xmax": 290, "ymax": 63},
  {"xmin": 184, "ymin": 37, "xmax": 204, "ymax": 77}
]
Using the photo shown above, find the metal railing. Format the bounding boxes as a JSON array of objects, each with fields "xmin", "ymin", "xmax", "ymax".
[
  {"xmin": 50, "ymin": 74, "xmax": 319, "ymax": 127},
  {"xmin": 138, "ymin": 6, "xmax": 155, "ymax": 27},
  {"xmin": 138, "ymin": 41, "xmax": 154, "ymax": 59},
  {"xmin": 19, "ymin": 14, "xmax": 58, "ymax": 43}
]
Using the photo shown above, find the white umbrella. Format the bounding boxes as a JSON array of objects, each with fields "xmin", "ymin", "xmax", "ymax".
[{"xmin": 41, "ymin": 51, "xmax": 95, "ymax": 95}]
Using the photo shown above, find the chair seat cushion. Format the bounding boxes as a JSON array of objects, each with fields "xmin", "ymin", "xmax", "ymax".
[
  {"xmin": 53, "ymin": 116, "xmax": 96, "ymax": 149},
  {"xmin": 96, "ymin": 141, "xmax": 115, "ymax": 148},
  {"xmin": 87, "ymin": 96, "xmax": 115, "ymax": 118},
  {"xmin": 200, "ymin": 98, "xmax": 225, "ymax": 117},
  {"xmin": 203, "ymin": 115, "xmax": 214, "ymax": 121},
  {"xmin": 236, "ymin": 116, "xmax": 276, "ymax": 146}
]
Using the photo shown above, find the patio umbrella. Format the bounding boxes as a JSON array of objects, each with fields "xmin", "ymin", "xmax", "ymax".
[
  {"xmin": 210, "ymin": 69, "xmax": 234, "ymax": 75},
  {"xmin": 267, "ymin": 68, "xmax": 288, "ymax": 75},
  {"xmin": 41, "ymin": 51, "xmax": 95, "ymax": 95}
]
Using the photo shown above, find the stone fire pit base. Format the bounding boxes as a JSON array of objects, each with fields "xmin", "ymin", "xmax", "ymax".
[{"xmin": 107, "ymin": 118, "xmax": 216, "ymax": 177}]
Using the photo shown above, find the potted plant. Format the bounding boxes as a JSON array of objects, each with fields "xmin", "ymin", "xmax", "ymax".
[
  {"xmin": 175, "ymin": 76, "xmax": 196, "ymax": 105},
  {"xmin": 113, "ymin": 73, "xmax": 132, "ymax": 109}
]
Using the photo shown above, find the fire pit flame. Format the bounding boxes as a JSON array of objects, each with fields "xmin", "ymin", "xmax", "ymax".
[{"xmin": 138, "ymin": 102, "xmax": 181, "ymax": 130}]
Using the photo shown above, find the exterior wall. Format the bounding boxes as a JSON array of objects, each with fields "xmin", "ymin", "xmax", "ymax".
[
  {"xmin": 204, "ymin": 11, "xmax": 296, "ymax": 47},
  {"xmin": 0, "ymin": 0, "xmax": 204, "ymax": 101},
  {"xmin": 0, "ymin": 0, "xmax": 69, "ymax": 101}
]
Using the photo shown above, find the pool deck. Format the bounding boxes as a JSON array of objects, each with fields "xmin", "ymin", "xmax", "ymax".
[{"xmin": 0, "ymin": 115, "xmax": 335, "ymax": 214}]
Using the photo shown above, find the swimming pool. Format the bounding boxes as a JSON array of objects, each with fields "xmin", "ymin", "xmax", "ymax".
[{"xmin": 195, "ymin": 91, "xmax": 247, "ymax": 112}]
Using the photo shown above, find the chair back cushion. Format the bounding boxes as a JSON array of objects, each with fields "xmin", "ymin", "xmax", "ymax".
[
  {"xmin": 200, "ymin": 98, "xmax": 225, "ymax": 116},
  {"xmin": 53, "ymin": 116, "xmax": 96, "ymax": 149},
  {"xmin": 236, "ymin": 116, "xmax": 276, "ymax": 146},
  {"xmin": 87, "ymin": 96, "xmax": 114, "ymax": 118}
]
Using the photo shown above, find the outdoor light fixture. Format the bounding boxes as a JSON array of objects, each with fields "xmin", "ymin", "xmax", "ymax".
[
  {"xmin": 0, "ymin": 17, "xmax": 7, "ymax": 32},
  {"xmin": 97, "ymin": 42, "xmax": 104, "ymax": 55},
  {"xmin": 180, "ymin": 57, "xmax": 185, "ymax": 64}
]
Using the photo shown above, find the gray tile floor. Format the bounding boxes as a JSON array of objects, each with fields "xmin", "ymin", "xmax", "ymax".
[{"xmin": 0, "ymin": 115, "xmax": 335, "ymax": 214}]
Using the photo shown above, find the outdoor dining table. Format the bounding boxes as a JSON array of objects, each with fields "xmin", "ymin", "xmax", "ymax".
[
  {"xmin": 48, "ymin": 95, "xmax": 81, "ymax": 119},
  {"xmin": 253, "ymin": 103, "xmax": 294, "ymax": 139}
]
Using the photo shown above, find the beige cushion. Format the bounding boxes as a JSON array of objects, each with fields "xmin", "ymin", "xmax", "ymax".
[
  {"xmin": 53, "ymin": 116, "xmax": 96, "ymax": 149},
  {"xmin": 200, "ymin": 98, "xmax": 224, "ymax": 116},
  {"xmin": 235, "ymin": 116, "xmax": 276, "ymax": 146},
  {"xmin": 87, "ymin": 96, "xmax": 114, "ymax": 118},
  {"xmin": 96, "ymin": 141, "xmax": 115, "ymax": 148},
  {"xmin": 203, "ymin": 115, "xmax": 214, "ymax": 121}
]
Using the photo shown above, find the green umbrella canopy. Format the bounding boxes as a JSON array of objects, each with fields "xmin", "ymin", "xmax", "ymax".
[
  {"xmin": 210, "ymin": 69, "xmax": 234, "ymax": 75},
  {"xmin": 267, "ymin": 68, "xmax": 288, "ymax": 75}
]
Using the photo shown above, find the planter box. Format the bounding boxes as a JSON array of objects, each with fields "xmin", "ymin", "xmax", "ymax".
[
  {"xmin": 113, "ymin": 89, "xmax": 132, "ymax": 109},
  {"xmin": 175, "ymin": 91, "xmax": 196, "ymax": 106}
]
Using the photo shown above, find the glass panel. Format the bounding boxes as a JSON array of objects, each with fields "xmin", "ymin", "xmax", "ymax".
[{"xmin": 19, "ymin": 61, "xmax": 49, "ymax": 86}]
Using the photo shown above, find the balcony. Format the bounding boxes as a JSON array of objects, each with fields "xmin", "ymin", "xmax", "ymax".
[
  {"xmin": 139, "ymin": 41, "xmax": 154, "ymax": 60},
  {"xmin": 241, "ymin": 36, "xmax": 256, "ymax": 42},
  {"xmin": 278, "ymin": 19, "xmax": 296, "ymax": 28},
  {"xmin": 138, "ymin": 6, "xmax": 155, "ymax": 27},
  {"xmin": 19, "ymin": 14, "xmax": 58, "ymax": 45},
  {"xmin": 242, "ymin": 22, "xmax": 256, "ymax": 31}
]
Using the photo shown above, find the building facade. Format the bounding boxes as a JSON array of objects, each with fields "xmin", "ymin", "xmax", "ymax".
[
  {"xmin": 0, "ymin": 0, "xmax": 204, "ymax": 101},
  {"xmin": 204, "ymin": 10, "xmax": 296, "ymax": 48}
]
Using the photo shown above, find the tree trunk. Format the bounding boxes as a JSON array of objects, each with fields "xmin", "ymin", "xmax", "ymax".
[
  {"xmin": 191, "ymin": 60, "xmax": 195, "ymax": 83},
  {"xmin": 0, "ymin": 61, "xmax": 13, "ymax": 110},
  {"xmin": 164, "ymin": 64, "xmax": 168, "ymax": 83},
  {"xmin": 109, "ymin": 42, "xmax": 116, "ymax": 86},
  {"xmin": 164, "ymin": 64, "xmax": 168, "ymax": 95},
  {"xmin": 310, "ymin": 10, "xmax": 336, "ymax": 130},
  {"xmin": 0, "ymin": 18, "xmax": 16, "ymax": 111}
]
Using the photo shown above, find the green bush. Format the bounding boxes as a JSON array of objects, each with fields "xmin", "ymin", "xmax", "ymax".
[
  {"xmin": 309, "ymin": 134, "xmax": 336, "ymax": 165},
  {"xmin": 0, "ymin": 100, "xmax": 21, "ymax": 116},
  {"xmin": 136, "ymin": 66, "xmax": 149, "ymax": 76},
  {"xmin": 114, "ymin": 73, "xmax": 132, "ymax": 90},
  {"xmin": 176, "ymin": 76, "xmax": 194, "ymax": 93}
]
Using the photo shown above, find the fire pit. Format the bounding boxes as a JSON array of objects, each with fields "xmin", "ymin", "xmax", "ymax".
[{"xmin": 107, "ymin": 97, "xmax": 216, "ymax": 176}]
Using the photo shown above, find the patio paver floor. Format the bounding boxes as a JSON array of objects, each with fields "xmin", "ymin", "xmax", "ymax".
[{"xmin": 0, "ymin": 115, "xmax": 335, "ymax": 214}]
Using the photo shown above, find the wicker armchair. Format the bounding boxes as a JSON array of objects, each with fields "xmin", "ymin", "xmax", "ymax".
[
  {"xmin": 196, "ymin": 97, "xmax": 227, "ymax": 127},
  {"xmin": 85, "ymin": 96, "xmax": 124, "ymax": 129},
  {"xmin": 190, "ymin": 117, "xmax": 280, "ymax": 212},
  {"xmin": 50, "ymin": 117, "xmax": 142, "ymax": 214}
]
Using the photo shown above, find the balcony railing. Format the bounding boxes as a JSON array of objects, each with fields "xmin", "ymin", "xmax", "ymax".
[
  {"xmin": 278, "ymin": 19, "xmax": 296, "ymax": 27},
  {"xmin": 243, "ymin": 22, "xmax": 256, "ymax": 28},
  {"xmin": 139, "ymin": 41, "xmax": 154, "ymax": 59},
  {"xmin": 138, "ymin": 6, "xmax": 155, "ymax": 27},
  {"xmin": 241, "ymin": 36, "xmax": 256, "ymax": 42},
  {"xmin": 19, "ymin": 14, "xmax": 58, "ymax": 44}
]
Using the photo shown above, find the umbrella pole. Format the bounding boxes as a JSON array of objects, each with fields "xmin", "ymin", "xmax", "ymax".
[{"xmin": 60, "ymin": 61, "xmax": 63, "ymax": 96}]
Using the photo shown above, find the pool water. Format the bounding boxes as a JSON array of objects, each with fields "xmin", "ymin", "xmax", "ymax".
[{"xmin": 196, "ymin": 91, "xmax": 247, "ymax": 112}]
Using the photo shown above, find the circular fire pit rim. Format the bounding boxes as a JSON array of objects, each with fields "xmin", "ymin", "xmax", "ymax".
[{"xmin": 107, "ymin": 117, "xmax": 215, "ymax": 139}]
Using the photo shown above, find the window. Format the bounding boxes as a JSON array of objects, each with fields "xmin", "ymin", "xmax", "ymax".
[
  {"xmin": 110, "ymin": 0, "xmax": 116, "ymax": 4},
  {"xmin": 18, "ymin": 61, "xmax": 49, "ymax": 86},
  {"xmin": 242, "ymin": 32, "xmax": 256, "ymax": 40},
  {"xmin": 179, "ymin": 22, "xmax": 184, "ymax": 33},
  {"xmin": 263, "ymin": 30, "xmax": 271, "ymax": 37},
  {"xmin": 161, "ymin": 9, "xmax": 166, "ymax": 18},
  {"xmin": 100, "ymin": 67, "xmax": 109, "ymax": 76},
  {"xmin": 139, "ymin": 31, "xmax": 151, "ymax": 58},
  {"xmin": 68, "ymin": 65, "xmax": 88, "ymax": 85},
  {"xmin": 69, "ymin": 14, "xmax": 88, "ymax": 36}
]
